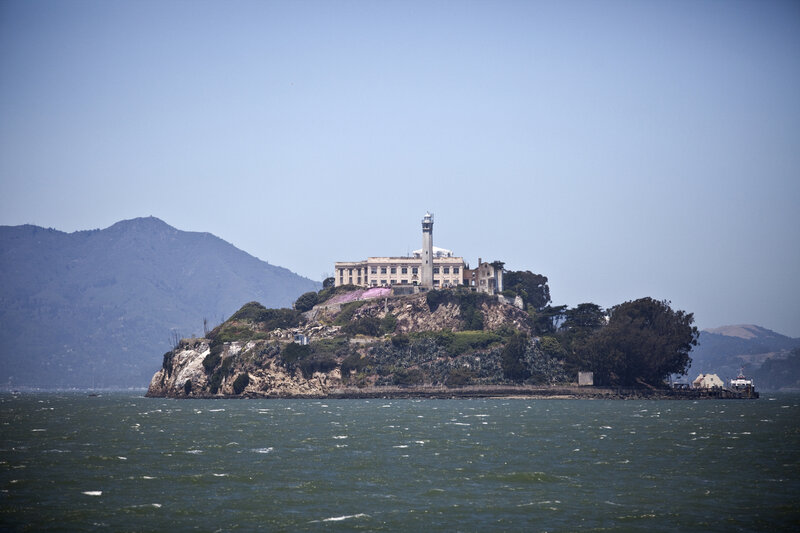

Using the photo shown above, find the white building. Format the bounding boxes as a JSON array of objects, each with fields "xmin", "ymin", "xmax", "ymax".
[{"xmin": 334, "ymin": 213, "xmax": 503, "ymax": 294}]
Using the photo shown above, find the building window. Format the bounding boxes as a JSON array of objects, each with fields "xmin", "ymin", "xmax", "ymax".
[
  {"xmin": 433, "ymin": 267, "xmax": 440, "ymax": 274},
  {"xmin": 371, "ymin": 267, "xmax": 377, "ymax": 274},
  {"xmin": 434, "ymin": 279, "xmax": 440, "ymax": 286},
  {"xmin": 371, "ymin": 280, "xmax": 377, "ymax": 287},
  {"xmin": 349, "ymin": 277, "xmax": 353, "ymax": 284},
  {"xmin": 401, "ymin": 279, "xmax": 408, "ymax": 284},
  {"xmin": 381, "ymin": 267, "xmax": 387, "ymax": 274},
  {"xmin": 401, "ymin": 267, "xmax": 408, "ymax": 274},
  {"xmin": 390, "ymin": 267, "xmax": 397, "ymax": 274},
  {"xmin": 381, "ymin": 280, "xmax": 387, "ymax": 285},
  {"xmin": 357, "ymin": 277, "xmax": 361, "ymax": 284},
  {"xmin": 412, "ymin": 267, "xmax": 418, "ymax": 274},
  {"xmin": 453, "ymin": 267, "xmax": 459, "ymax": 274},
  {"xmin": 443, "ymin": 267, "xmax": 450, "ymax": 274}
]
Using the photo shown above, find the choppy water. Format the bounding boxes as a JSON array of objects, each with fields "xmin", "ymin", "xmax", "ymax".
[{"xmin": 1, "ymin": 393, "xmax": 798, "ymax": 532}]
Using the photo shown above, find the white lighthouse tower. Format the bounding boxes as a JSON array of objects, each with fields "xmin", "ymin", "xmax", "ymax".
[{"xmin": 420, "ymin": 212, "xmax": 434, "ymax": 288}]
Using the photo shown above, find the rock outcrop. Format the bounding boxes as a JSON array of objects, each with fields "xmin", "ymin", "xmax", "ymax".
[{"xmin": 147, "ymin": 290, "xmax": 540, "ymax": 398}]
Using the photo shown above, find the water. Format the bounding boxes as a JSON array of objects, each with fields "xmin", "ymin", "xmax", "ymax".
[{"xmin": 2, "ymin": 393, "xmax": 798, "ymax": 532}]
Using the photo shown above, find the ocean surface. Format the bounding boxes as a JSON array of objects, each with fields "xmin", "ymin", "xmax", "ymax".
[{"xmin": 1, "ymin": 393, "xmax": 798, "ymax": 532}]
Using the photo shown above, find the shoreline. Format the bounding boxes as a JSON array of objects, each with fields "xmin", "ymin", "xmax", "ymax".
[{"xmin": 146, "ymin": 385, "xmax": 759, "ymax": 400}]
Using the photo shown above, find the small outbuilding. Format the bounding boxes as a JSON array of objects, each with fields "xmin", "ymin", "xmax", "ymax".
[{"xmin": 692, "ymin": 373, "xmax": 724, "ymax": 389}]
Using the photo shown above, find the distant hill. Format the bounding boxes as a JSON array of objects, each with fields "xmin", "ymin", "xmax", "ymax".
[
  {"xmin": 0, "ymin": 217, "xmax": 320, "ymax": 389},
  {"xmin": 688, "ymin": 324, "xmax": 800, "ymax": 390}
]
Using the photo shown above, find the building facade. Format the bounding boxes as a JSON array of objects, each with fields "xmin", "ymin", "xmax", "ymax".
[{"xmin": 334, "ymin": 213, "xmax": 503, "ymax": 294}]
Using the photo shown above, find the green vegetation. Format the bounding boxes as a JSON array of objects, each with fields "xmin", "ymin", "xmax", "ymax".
[
  {"xmin": 167, "ymin": 275, "xmax": 703, "ymax": 396},
  {"xmin": 281, "ymin": 342, "xmax": 311, "ymax": 365},
  {"xmin": 341, "ymin": 353, "xmax": 373, "ymax": 374},
  {"xmin": 392, "ymin": 368, "xmax": 424, "ymax": 386},
  {"xmin": 445, "ymin": 367, "xmax": 475, "ymax": 388},
  {"xmin": 583, "ymin": 298, "xmax": 698, "ymax": 386},
  {"xmin": 202, "ymin": 344, "xmax": 223, "ymax": 372},
  {"xmin": 446, "ymin": 331, "xmax": 502, "ymax": 356},
  {"xmin": 503, "ymin": 271, "xmax": 551, "ymax": 311},
  {"xmin": 162, "ymin": 351, "xmax": 174, "ymax": 377},
  {"xmin": 294, "ymin": 291, "xmax": 319, "ymax": 312},
  {"xmin": 334, "ymin": 301, "xmax": 366, "ymax": 325},
  {"xmin": 232, "ymin": 373, "xmax": 250, "ymax": 394},
  {"xmin": 230, "ymin": 301, "xmax": 269, "ymax": 321},
  {"xmin": 342, "ymin": 316, "xmax": 380, "ymax": 337},
  {"xmin": 298, "ymin": 355, "xmax": 337, "ymax": 378},
  {"xmin": 223, "ymin": 301, "xmax": 303, "ymax": 331},
  {"xmin": 426, "ymin": 289, "xmax": 490, "ymax": 330},
  {"xmin": 380, "ymin": 314, "xmax": 398, "ymax": 334},
  {"xmin": 501, "ymin": 333, "xmax": 530, "ymax": 382}
]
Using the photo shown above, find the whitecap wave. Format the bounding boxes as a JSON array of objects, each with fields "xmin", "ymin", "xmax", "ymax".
[
  {"xmin": 82, "ymin": 491, "xmax": 102, "ymax": 496},
  {"xmin": 253, "ymin": 447, "xmax": 274, "ymax": 454},
  {"xmin": 322, "ymin": 513, "xmax": 369, "ymax": 522}
]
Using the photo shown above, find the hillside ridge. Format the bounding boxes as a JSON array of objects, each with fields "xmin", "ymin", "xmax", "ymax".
[{"xmin": 0, "ymin": 218, "xmax": 319, "ymax": 388}]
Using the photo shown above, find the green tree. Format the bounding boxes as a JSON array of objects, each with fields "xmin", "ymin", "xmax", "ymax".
[
  {"xmin": 563, "ymin": 303, "xmax": 605, "ymax": 330},
  {"xmin": 530, "ymin": 305, "xmax": 567, "ymax": 335},
  {"xmin": 559, "ymin": 303, "xmax": 605, "ymax": 376},
  {"xmin": 503, "ymin": 271, "xmax": 551, "ymax": 311},
  {"xmin": 232, "ymin": 373, "xmax": 250, "ymax": 394},
  {"xmin": 294, "ymin": 291, "xmax": 319, "ymax": 312},
  {"xmin": 501, "ymin": 333, "xmax": 530, "ymax": 382},
  {"xmin": 585, "ymin": 298, "xmax": 698, "ymax": 386}
]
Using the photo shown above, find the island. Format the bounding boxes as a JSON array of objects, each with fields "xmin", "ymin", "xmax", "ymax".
[{"xmin": 146, "ymin": 281, "xmax": 742, "ymax": 399}]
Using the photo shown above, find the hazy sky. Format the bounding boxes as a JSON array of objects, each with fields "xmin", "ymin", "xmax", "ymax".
[{"xmin": 1, "ymin": 0, "xmax": 799, "ymax": 336}]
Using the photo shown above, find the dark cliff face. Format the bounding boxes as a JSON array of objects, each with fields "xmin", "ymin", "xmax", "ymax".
[
  {"xmin": 147, "ymin": 293, "xmax": 548, "ymax": 398},
  {"xmin": 0, "ymin": 218, "xmax": 320, "ymax": 389}
]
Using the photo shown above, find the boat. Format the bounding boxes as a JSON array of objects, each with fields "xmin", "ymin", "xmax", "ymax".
[{"xmin": 729, "ymin": 369, "xmax": 758, "ymax": 398}]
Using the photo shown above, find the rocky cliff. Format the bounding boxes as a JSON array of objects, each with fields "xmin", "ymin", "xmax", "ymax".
[{"xmin": 147, "ymin": 290, "xmax": 544, "ymax": 398}]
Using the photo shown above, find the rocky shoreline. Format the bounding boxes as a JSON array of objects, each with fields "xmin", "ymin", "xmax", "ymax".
[{"xmin": 147, "ymin": 384, "xmax": 758, "ymax": 400}]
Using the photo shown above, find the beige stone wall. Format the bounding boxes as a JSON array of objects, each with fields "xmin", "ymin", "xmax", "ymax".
[{"xmin": 335, "ymin": 256, "xmax": 465, "ymax": 288}]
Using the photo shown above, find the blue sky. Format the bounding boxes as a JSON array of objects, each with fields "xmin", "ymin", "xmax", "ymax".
[{"xmin": 1, "ymin": 0, "xmax": 799, "ymax": 336}]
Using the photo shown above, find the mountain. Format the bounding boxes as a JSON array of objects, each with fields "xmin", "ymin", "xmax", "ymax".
[
  {"xmin": 687, "ymin": 324, "xmax": 800, "ymax": 390},
  {"xmin": 0, "ymin": 217, "xmax": 320, "ymax": 389}
]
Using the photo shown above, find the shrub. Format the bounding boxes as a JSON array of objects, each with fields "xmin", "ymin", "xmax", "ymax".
[
  {"xmin": 391, "ymin": 334, "xmax": 410, "ymax": 349},
  {"xmin": 502, "ymin": 333, "xmax": 530, "ymax": 382},
  {"xmin": 203, "ymin": 347, "xmax": 222, "ymax": 373},
  {"xmin": 334, "ymin": 301, "xmax": 366, "ymax": 325},
  {"xmin": 260, "ymin": 308, "xmax": 304, "ymax": 331},
  {"xmin": 232, "ymin": 373, "xmax": 250, "ymax": 394},
  {"xmin": 208, "ymin": 371, "xmax": 223, "ymax": 394},
  {"xmin": 299, "ymin": 355, "xmax": 337, "ymax": 378},
  {"xmin": 230, "ymin": 301, "xmax": 268, "ymax": 321},
  {"xmin": 281, "ymin": 342, "xmax": 311, "ymax": 365},
  {"xmin": 310, "ymin": 337, "xmax": 349, "ymax": 356},
  {"xmin": 380, "ymin": 314, "xmax": 398, "ymax": 334},
  {"xmin": 447, "ymin": 331, "xmax": 502, "ymax": 356},
  {"xmin": 341, "ymin": 353, "xmax": 373, "ymax": 374},
  {"xmin": 445, "ymin": 367, "xmax": 475, "ymax": 388},
  {"xmin": 392, "ymin": 368, "xmax": 425, "ymax": 387},
  {"xmin": 213, "ymin": 325, "xmax": 256, "ymax": 343},
  {"xmin": 343, "ymin": 316, "xmax": 380, "ymax": 337},
  {"xmin": 294, "ymin": 291, "xmax": 319, "ymax": 312},
  {"xmin": 162, "ymin": 351, "xmax": 174, "ymax": 377},
  {"xmin": 426, "ymin": 289, "xmax": 450, "ymax": 312}
]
